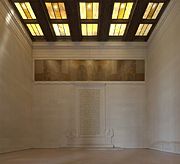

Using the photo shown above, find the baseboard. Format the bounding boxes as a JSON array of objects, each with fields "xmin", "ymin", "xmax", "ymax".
[
  {"xmin": 32, "ymin": 144, "xmax": 114, "ymax": 150},
  {"xmin": 58, "ymin": 147, "xmax": 123, "ymax": 151},
  {"xmin": 150, "ymin": 141, "xmax": 180, "ymax": 154},
  {"xmin": 1, "ymin": 142, "xmax": 180, "ymax": 154}
]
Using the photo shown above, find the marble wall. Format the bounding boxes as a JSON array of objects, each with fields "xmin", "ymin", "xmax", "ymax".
[
  {"xmin": 147, "ymin": 0, "xmax": 180, "ymax": 154},
  {"xmin": 0, "ymin": 0, "xmax": 32, "ymax": 153},
  {"xmin": 32, "ymin": 83, "xmax": 146, "ymax": 148},
  {"xmin": 32, "ymin": 42, "xmax": 147, "ymax": 148}
]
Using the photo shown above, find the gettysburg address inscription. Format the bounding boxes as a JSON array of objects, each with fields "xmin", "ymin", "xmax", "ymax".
[{"xmin": 79, "ymin": 89, "xmax": 100, "ymax": 136}]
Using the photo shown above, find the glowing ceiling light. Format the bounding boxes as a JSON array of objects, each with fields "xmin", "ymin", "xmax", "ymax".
[
  {"xmin": 112, "ymin": 2, "xmax": 133, "ymax": 19},
  {"xmin": 81, "ymin": 24, "xmax": 98, "ymax": 36},
  {"xmin": 121, "ymin": 3, "xmax": 126, "ymax": 8},
  {"xmin": 53, "ymin": 4, "xmax": 58, "ymax": 10},
  {"xmin": 52, "ymin": 24, "xmax": 70, "ymax": 36},
  {"xmin": 87, "ymin": 3, "xmax": 91, "ymax": 9},
  {"xmin": 109, "ymin": 24, "xmax": 127, "ymax": 36},
  {"xmin": 15, "ymin": 2, "xmax": 36, "ymax": 19},
  {"xmin": 27, "ymin": 24, "xmax": 44, "ymax": 36},
  {"xmin": 45, "ymin": 2, "xmax": 67, "ymax": 19},
  {"xmin": 135, "ymin": 24, "xmax": 153, "ymax": 36},
  {"xmin": 80, "ymin": 2, "xmax": 99, "ymax": 19},
  {"xmin": 143, "ymin": 2, "xmax": 164, "ymax": 19}
]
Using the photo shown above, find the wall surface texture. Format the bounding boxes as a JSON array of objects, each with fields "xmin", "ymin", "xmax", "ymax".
[
  {"xmin": 147, "ymin": 0, "xmax": 180, "ymax": 154},
  {"xmin": 32, "ymin": 43, "xmax": 147, "ymax": 148},
  {"xmin": 0, "ymin": 0, "xmax": 32, "ymax": 153}
]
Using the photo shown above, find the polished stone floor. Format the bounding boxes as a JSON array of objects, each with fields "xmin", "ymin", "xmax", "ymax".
[{"xmin": 0, "ymin": 148, "xmax": 180, "ymax": 164}]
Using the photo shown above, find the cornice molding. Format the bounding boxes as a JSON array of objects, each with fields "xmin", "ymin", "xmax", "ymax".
[
  {"xmin": 32, "ymin": 44, "xmax": 147, "ymax": 59},
  {"xmin": 33, "ymin": 42, "xmax": 147, "ymax": 50}
]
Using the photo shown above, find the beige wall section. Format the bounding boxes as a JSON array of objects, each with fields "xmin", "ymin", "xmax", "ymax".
[
  {"xmin": 106, "ymin": 83, "xmax": 147, "ymax": 148},
  {"xmin": 147, "ymin": 0, "xmax": 180, "ymax": 153},
  {"xmin": 32, "ymin": 84, "xmax": 147, "ymax": 148},
  {"xmin": 0, "ymin": 0, "xmax": 32, "ymax": 153},
  {"xmin": 32, "ymin": 42, "xmax": 147, "ymax": 148}
]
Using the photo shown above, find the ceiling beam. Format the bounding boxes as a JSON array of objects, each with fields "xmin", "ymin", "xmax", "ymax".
[
  {"xmin": 123, "ymin": 0, "xmax": 149, "ymax": 41},
  {"xmin": 98, "ymin": 0, "xmax": 114, "ymax": 41},
  {"xmin": 64, "ymin": 0, "xmax": 82, "ymax": 41},
  {"xmin": 29, "ymin": 0, "xmax": 56, "ymax": 41}
]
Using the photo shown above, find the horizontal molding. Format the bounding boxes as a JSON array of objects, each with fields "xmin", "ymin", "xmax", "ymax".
[
  {"xmin": 34, "ymin": 81, "xmax": 146, "ymax": 85},
  {"xmin": 150, "ymin": 141, "xmax": 180, "ymax": 154},
  {"xmin": 64, "ymin": 145, "xmax": 114, "ymax": 148},
  {"xmin": 33, "ymin": 55, "xmax": 146, "ymax": 60},
  {"xmin": 33, "ymin": 42, "xmax": 147, "ymax": 59},
  {"xmin": 33, "ymin": 42, "xmax": 147, "ymax": 50}
]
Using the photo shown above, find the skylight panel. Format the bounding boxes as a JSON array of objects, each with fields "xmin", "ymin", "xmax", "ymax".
[
  {"xmin": 80, "ymin": 2, "xmax": 99, "ymax": 19},
  {"xmin": 143, "ymin": 3, "xmax": 164, "ymax": 19},
  {"xmin": 15, "ymin": 2, "xmax": 36, "ymax": 19},
  {"xmin": 26, "ymin": 24, "xmax": 44, "ymax": 36},
  {"xmin": 109, "ymin": 24, "xmax": 127, "ymax": 36},
  {"xmin": 81, "ymin": 24, "xmax": 98, "ymax": 36},
  {"xmin": 45, "ymin": 2, "xmax": 67, "ymax": 19},
  {"xmin": 135, "ymin": 24, "xmax": 153, "ymax": 36},
  {"xmin": 52, "ymin": 24, "xmax": 70, "ymax": 36},
  {"xmin": 112, "ymin": 2, "xmax": 133, "ymax": 19}
]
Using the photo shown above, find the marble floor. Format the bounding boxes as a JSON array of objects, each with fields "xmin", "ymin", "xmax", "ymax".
[{"xmin": 0, "ymin": 148, "xmax": 180, "ymax": 164}]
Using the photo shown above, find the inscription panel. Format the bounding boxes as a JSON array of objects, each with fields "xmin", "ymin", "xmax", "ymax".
[
  {"xmin": 34, "ymin": 60, "xmax": 145, "ymax": 81},
  {"xmin": 79, "ymin": 89, "xmax": 100, "ymax": 136}
]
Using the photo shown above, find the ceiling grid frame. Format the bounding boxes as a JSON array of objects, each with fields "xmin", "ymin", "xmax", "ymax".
[{"xmin": 9, "ymin": 0, "xmax": 170, "ymax": 42}]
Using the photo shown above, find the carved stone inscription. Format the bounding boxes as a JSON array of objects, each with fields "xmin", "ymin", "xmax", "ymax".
[
  {"xmin": 34, "ymin": 60, "xmax": 145, "ymax": 81},
  {"xmin": 79, "ymin": 89, "xmax": 100, "ymax": 135}
]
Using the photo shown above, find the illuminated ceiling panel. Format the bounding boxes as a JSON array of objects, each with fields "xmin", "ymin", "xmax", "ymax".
[
  {"xmin": 109, "ymin": 24, "xmax": 127, "ymax": 36},
  {"xmin": 80, "ymin": 2, "xmax": 99, "ymax": 19},
  {"xmin": 81, "ymin": 24, "xmax": 98, "ymax": 36},
  {"xmin": 10, "ymin": 0, "xmax": 170, "ymax": 41},
  {"xmin": 15, "ymin": 2, "xmax": 36, "ymax": 19},
  {"xmin": 52, "ymin": 24, "xmax": 70, "ymax": 36},
  {"xmin": 112, "ymin": 2, "xmax": 133, "ymax": 19},
  {"xmin": 143, "ymin": 3, "xmax": 164, "ymax": 19},
  {"xmin": 45, "ymin": 2, "xmax": 67, "ymax": 19},
  {"xmin": 135, "ymin": 24, "xmax": 153, "ymax": 36},
  {"xmin": 26, "ymin": 24, "xmax": 44, "ymax": 36}
]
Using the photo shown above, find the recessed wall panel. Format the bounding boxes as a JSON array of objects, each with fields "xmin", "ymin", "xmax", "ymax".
[{"xmin": 34, "ymin": 60, "xmax": 145, "ymax": 81}]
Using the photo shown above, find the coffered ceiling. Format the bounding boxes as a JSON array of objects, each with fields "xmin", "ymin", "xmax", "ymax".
[{"xmin": 9, "ymin": 0, "xmax": 170, "ymax": 42}]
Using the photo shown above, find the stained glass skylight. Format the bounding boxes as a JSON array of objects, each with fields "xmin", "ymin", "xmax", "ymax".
[
  {"xmin": 80, "ymin": 2, "xmax": 99, "ymax": 19},
  {"xmin": 81, "ymin": 24, "xmax": 98, "ymax": 36},
  {"xmin": 27, "ymin": 24, "xmax": 44, "ymax": 36},
  {"xmin": 52, "ymin": 24, "xmax": 70, "ymax": 36},
  {"xmin": 136, "ymin": 24, "xmax": 153, "ymax": 36},
  {"xmin": 15, "ymin": 2, "xmax": 36, "ymax": 19},
  {"xmin": 45, "ymin": 2, "xmax": 67, "ymax": 19},
  {"xmin": 112, "ymin": 2, "xmax": 133, "ymax": 19},
  {"xmin": 143, "ymin": 2, "xmax": 164, "ymax": 19},
  {"xmin": 109, "ymin": 24, "xmax": 127, "ymax": 36}
]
